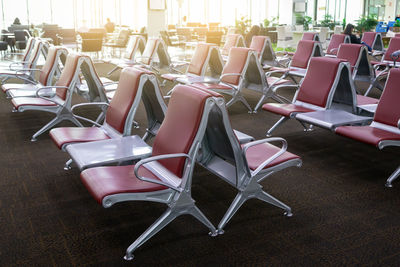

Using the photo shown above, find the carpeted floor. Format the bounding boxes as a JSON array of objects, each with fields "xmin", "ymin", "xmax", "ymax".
[{"xmin": 1, "ymin": 61, "xmax": 400, "ymax": 266}]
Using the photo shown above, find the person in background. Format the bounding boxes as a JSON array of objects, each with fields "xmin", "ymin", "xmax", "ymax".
[
  {"xmin": 12, "ymin": 17, "xmax": 21, "ymax": 25},
  {"xmin": 104, "ymin": 18, "xmax": 115, "ymax": 33},
  {"xmin": 343, "ymin": 23, "xmax": 360, "ymax": 44}
]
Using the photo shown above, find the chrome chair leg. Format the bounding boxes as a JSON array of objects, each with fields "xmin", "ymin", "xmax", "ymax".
[
  {"xmin": 385, "ymin": 166, "xmax": 400, "ymax": 188},
  {"xmin": 266, "ymin": 116, "xmax": 288, "ymax": 136}
]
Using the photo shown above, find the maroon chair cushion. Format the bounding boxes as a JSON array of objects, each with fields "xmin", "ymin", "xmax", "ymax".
[
  {"xmin": 361, "ymin": 32, "xmax": 376, "ymax": 48},
  {"xmin": 49, "ymin": 127, "xmax": 110, "ymax": 149},
  {"xmin": 12, "ymin": 97, "xmax": 57, "ymax": 109},
  {"xmin": 80, "ymin": 165, "xmax": 168, "ymax": 204},
  {"xmin": 38, "ymin": 46, "xmax": 59, "ymax": 86},
  {"xmin": 222, "ymin": 34, "xmax": 240, "ymax": 55},
  {"xmin": 152, "ymin": 85, "xmax": 211, "ymax": 177},
  {"xmin": 302, "ymin": 32, "xmax": 317, "ymax": 41},
  {"xmin": 105, "ymin": 67, "xmax": 152, "ymax": 134},
  {"xmin": 249, "ymin": 36, "xmax": 267, "ymax": 57},
  {"xmin": 356, "ymin": 95, "xmax": 379, "ymax": 106},
  {"xmin": 327, "ymin": 34, "xmax": 347, "ymax": 55},
  {"xmin": 291, "ymin": 40, "xmax": 317, "ymax": 69},
  {"xmin": 374, "ymin": 68, "xmax": 400, "ymax": 127},
  {"xmin": 336, "ymin": 125, "xmax": 400, "ymax": 147},
  {"xmin": 337, "ymin": 44, "xmax": 363, "ymax": 68},
  {"xmin": 383, "ymin": 37, "xmax": 400, "ymax": 62},
  {"xmin": 262, "ymin": 103, "xmax": 315, "ymax": 117},
  {"xmin": 221, "ymin": 47, "xmax": 250, "ymax": 85},
  {"xmin": 187, "ymin": 43, "xmax": 212, "ymax": 76},
  {"xmin": 296, "ymin": 57, "xmax": 344, "ymax": 108},
  {"xmin": 244, "ymin": 142, "xmax": 300, "ymax": 170},
  {"xmin": 55, "ymin": 53, "xmax": 81, "ymax": 100}
]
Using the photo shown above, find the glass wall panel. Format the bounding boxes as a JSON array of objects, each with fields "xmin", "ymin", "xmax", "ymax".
[
  {"xmin": 51, "ymin": 0, "xmax": 75, "ymax": 28},
  {"xmin": 3, "ymin": 0, "xmax": 28, "ymax": 28}
]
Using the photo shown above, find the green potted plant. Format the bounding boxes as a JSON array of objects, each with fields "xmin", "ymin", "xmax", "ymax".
[
  {"xmin": 391, "ymin": 19, "xmax": 400, "ymax": 32},
  {"xmin": 355, "ymin": 14, "xmax": 378, "ymax": 33},
  {"xmin": 320, "ymin": 14, "xmax": 336, "ymax": 30},
  {"xmin": 235, "ymin": 16, "xmax": 251, "ymax": 36},
  {"xmin": 295, "ymin": 14, "xmax": 312, "ymax": 30}
]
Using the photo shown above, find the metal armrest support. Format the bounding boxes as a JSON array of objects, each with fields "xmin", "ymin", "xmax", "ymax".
[
  {"xmin": 398, "ymin": 119, "xmax": 400, "ymax": 129},
  {"xmin": 242, "ymin": 137, "xmax": 288, "ymax": 177},
  {"xmin": 9, "ymin": 61, "xmax": 28, "ymax": 70},
  {"xmin": 266, "ymin": 69, "xmax": 289, "ymax": 77},
  {"xmin": 35, "ymin": 86, "xmax": 68, "ymax": 105},
  {"xmin": 219, "ymin": 73, "xmax": 242, "ymax": 80},
  {"xmin": 272, "ymin": 84, "xmax": 299, "ymax": 94},
  {"xmin": 10, "ymin": 68, "xmax": 41, "ymax": 73},
  {"xmin": 329, "ymin": 48, "xmax": 339, "ymax": 54},
  {"xmin": 134, "ymin": 153, "xmax": 191, "ymax": 192},
  {"xmin": 71, "ymin": 102, "xmax": 110, "ymax": 127}
]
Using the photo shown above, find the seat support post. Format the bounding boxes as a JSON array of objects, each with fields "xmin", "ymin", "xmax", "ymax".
[
  {"xmin": 266, "ymin": 116, "xmax": 288, "ymax": 136},
  {"xmin": 124, "ymin": 191, "xmax": 217, "ymax": 261},
  {"xmin": 217, "ymin": 179, "xmax": 291, "ymax": 233}
]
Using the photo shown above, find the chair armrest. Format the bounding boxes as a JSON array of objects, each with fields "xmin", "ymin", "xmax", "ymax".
[
  {"xmin": 9, "ymin": 61, "xmax": 28, "ymax": 70},
  {"xmin": 398, "ymin": 119, "xmax": 400, "ymax": 129},
  {"xmin": 219, "ymin": 73, "xmax": 242, "ymax": 80},
  {"xmin": 71, "ymin": 102, "xmax": 110, "ymax": 127},
  {"xmin": 35, "ymin": 86, "xmax": 68, "ymax": 105},
  {"xmin": 10, "ymin": 68, "xmax": 41, "ymax": 72},
  {"xmin": 242, "ymin": 137, "xmax": 288, "ymax": 177},
  {"xmin": 272, "ymin": 84, "xmax": 299, "ymax": 94},
  {"xmin": 266, "ymin": 69, "xmax": 289, "ymax": 77},
  {"xmin": 134, "ymin": 153, "xmax": 191, "ymax": 192}
]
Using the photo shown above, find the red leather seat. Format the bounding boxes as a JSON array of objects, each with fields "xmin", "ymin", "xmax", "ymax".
[
  {"xmin": 11, "ymin": 97, "xmax": 57, "ymax": 108},
  {"xmin": 356, "ymin": 95, "xmax": 379, "ymax": 106},
  {"xmin": 50, "ymin": 127, "xmax": 110, "ymax": 149},
  {"xmin": 336, "ymin": 125, "xmax": 400, "ymax": 147},
  {"xmin": 81, "ymin": 165, "xmax": 167, "ymax": 204},
  {"xmin": 262, "ymin": 103, "xmax": 314, "ymax": 117}
]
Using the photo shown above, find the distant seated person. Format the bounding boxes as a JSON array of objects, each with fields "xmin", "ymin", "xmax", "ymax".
[
  {"xmin": 104, "ymin": 18, "xmax": 115, "ymax": 33},
  {"xmin": 343, "ymin": 24, "xmax": 360, "ymax": 44},
  {"xmin": 12, "ymin": 17, "xmax": 21, "ymax": 25}
]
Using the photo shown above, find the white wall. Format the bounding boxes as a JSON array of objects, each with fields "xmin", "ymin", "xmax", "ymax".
[{"xmin": 147, "ymin": 9, "xmax": 167, "ymax": 37}]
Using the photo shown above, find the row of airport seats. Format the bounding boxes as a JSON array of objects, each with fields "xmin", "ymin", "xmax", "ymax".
[
  {"xmin": 1, "ymin": 31, "xmax": 399, "ymax": 261},
  {"xmin": 41, "ymin": 67, "xmax": 300, "ymax": 260}
]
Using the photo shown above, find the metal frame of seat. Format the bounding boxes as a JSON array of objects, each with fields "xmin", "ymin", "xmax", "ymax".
[
  {"xmin": 190, "ymin": 47, "xmax": 256, "ymax": 113},
  {"xmin": 0, "ymin": 39, "xmax": 44, "ymax": 84},
  {"xmin": 335, "ymin": 43, "xmax": 380, "ymax": 112},
  {"xmin": 361, "ymin": 32, "xmax": 384, "ymax": 52},
  {"xmin": 229, "ymin": 47, "xmax": 292, "ymax": 113},
  {"xmin": 0, "ymin": 37, "xmax": 36, "ymax": 67},
  {"xmin": 161, "ymin": 42, "xmax": 223, "ymax": 92},
  {"xmin": 267, "ymin": 40, "xmax": 324, "ymax": 84},
  {"xmin": 249, "ymin": 35, "xmax": 290, "ymax": 69},
  {"xmin": 3, "ymin": 46, "xmax": 68, "ymax": 98},
  {"xmin": 196, "ymin": 88, "xmax": 302, "ymax": 232},
  {"xmin": 335, "ymin": 68, "xmax": 400, "ymax": 187},
  {"xmin": 50, "ymin": 66, "xmax": 165, "ymax": 148},
  {"xmin": 263, "ymin": 57, "xmax": 372, "ymax": 135},
  {"xmin": 365, "ymin": 37, "xmax": 400, "ymax": 96},
  {"xmin": 10, "ymin": 53, "xmax": 86, "ymax": 141},
  {"xmin": 106, "ymin": 35, "xmax": 146, "ymax": 76},
  {"xmin": 80, "ymin": 85, "xmax": 219, "ymax": 261}
]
